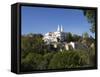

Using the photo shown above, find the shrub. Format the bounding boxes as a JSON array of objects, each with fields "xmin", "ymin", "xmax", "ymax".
[
  {"xmin": 38, "ymin": 52, "xmax": 54, "ymax": 70},
  {"xmin": 48, "ymin": 50, "xmax": 90, "ymax": 69},
  {"xmin": 21, "ymin": 52, "xmax": 43, "ymax": 71}
]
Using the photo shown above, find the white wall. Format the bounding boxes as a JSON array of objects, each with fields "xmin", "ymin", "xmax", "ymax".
[{"xmin": 0, "ymin": 0, "xmax": 99, "ymax": 77}]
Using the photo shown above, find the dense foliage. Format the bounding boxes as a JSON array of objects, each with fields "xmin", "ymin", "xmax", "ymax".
[
  {"xmin": 83, "ymin": 10, "xmax": 96, "ymax": 33},
  {"xmin": 21, "ymin": 33, "xmax": 95, "ymax": 72}
]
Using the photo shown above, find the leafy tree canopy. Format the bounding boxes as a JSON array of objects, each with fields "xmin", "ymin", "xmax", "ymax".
[{"xmin": 83, "ymin": 10, "xmax": 96, "ymax": 33}]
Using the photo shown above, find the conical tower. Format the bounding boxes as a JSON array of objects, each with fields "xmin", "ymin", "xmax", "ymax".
[
  {"xmin": 61, "ymin": 25, "xmax": 64, "ymax": 32},
  {"xmin": 57, "ymin": 25, "xmax": 60, "ymax": 32}
]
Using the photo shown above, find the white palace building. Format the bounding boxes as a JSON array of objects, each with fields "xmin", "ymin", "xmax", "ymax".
[
  {"xmin": 43, "ymin": 25, "xmax": 66, "ymax": 44},
  {"xmin": 43, "ymin": 25, "xmax": 88, "ymax": 51}
]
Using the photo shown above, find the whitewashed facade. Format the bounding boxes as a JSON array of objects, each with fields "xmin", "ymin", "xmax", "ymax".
[
  {"xmin": 43, "ymin": 25, "xmax": 66, "ymax": 44},
  {"xmin": 43, "ymin": 25, "xmax": 87, "ymax": 51}
]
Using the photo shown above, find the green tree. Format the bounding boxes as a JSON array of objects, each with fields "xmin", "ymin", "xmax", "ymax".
[
  {"xmin": 38, "ymin": 52, "xmax": 54, "ymax": 69},
  {"xmin": 48, "ymin": 51, "xmax": 89, "ymax": 69},
  {"xmin": 72, "ymin": 34, "xmax": 81, "ymax": 42},
  {"xmin": 82, "ymin": 32, "xmax": 94, "ymax": 47},
  {"xmin": 65, "ymin": 32, "xmax": 73, "ymax": 42},
  {"xmin": 21, "ymin": 52, "xmax": 44, "ymax": 71},
  {"xmin": 21, "ymin": 33, "xmax": 45, "ymax": 55},
  {"xmin": 83, "ymin": 10, "xmax": 96, "ymax": 33},
  {"xmin": 82, "ymin": 32, "xmax": 89, "ymax": 39}
]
